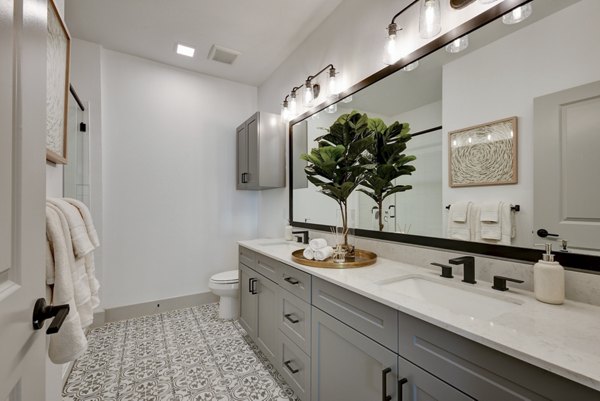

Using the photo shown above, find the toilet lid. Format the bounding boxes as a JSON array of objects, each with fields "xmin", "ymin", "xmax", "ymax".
[{"xmin": 211, "ymin": 270, "xmax": 239, "ymax": 284}]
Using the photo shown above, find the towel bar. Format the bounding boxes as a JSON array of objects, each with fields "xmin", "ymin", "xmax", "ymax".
[{"xmin": 445, "ymin": 204, "xmax": 520, "ymax": 212}]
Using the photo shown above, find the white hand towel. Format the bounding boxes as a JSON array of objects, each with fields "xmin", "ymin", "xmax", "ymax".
[
  {"xmin": 309, "ymin": 238, "xmax": 328, "ymax": 251},
  {"xmin": 303, "ymin": 247, "xmax": 315, "ymax": 260},
  {"xmin": 475, "ymin": 202, "xmax": 513, "ymax": 245},
  {"xmin": 47, "ymin": 198, "xmax": 94, "ymax": 258},
  {"xmin": 314, "ymin": 246, "xmax": 334, "ymax": 261},
  {"xmin": 447, "ymin": 202, "xmax": 472, "ymax": 240},
  {"xmin": 64, "ymin": 198, "xmax": 100, "ymax": 248},
  {"xmin": 480, "ymin": 201, "xmax": 500, "ymax": 222},
  {"xmin": 46, "ymin": 206, "xmax": 88, "ymax": 364}
]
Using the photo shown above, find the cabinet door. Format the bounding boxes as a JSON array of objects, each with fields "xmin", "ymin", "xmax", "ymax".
[
  {"xmin": 236, "ymin": 123, "xmax": 248, "ymax": 188},
  {"xmin": 256, "ymin": 275, "xmax": 280, "ymax": 365},
  {"xmin": 239, "ymin": 264, "xmax": 257, "ymax": 339},
  {"xmin": 398, "ymin": 357, "xmax": 474, "ymax": 401},
  {"xmin": 246, "ymin": 113, "xmax": 259, "ymax": 187},
  {"xmin": 311, "ymin": 307, "xmax": 397, "ymax": 401}
]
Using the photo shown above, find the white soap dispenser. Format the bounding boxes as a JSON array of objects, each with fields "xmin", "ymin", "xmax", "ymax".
[
  {"xmin": 284, "ymin": 220, "xmax": 294, "ymax": 241},
  {"xmin": 533, "ymin": 243, "xmax": 565, "ymax": 305}
]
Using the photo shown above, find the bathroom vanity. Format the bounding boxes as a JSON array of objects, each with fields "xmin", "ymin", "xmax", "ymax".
[{"xmin": 238, "ymin": 239, "xmax": 600, "ymax": 401}]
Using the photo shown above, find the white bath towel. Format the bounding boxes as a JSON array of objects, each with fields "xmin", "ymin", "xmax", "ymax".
[
  {"xmin": 47, "ymin": 203, "xmax": 94, "ymax": 328},
  {"xmin": 64, "ymin": 198, "xmax": 100, "ymax": 248},
  {"xmin": 314, "ymin": 246, "xmax": 334, "ymax": 261},
  {"xmin": 480, "ymin": 202, "xmax": 502, "ymax": 240},
  {"xmin": 47, "ymin": 198, "xmax": 94, "ymax": 258},
  {"xmin": 480, "ymin": 201, "xmax": 500, "ymax": 222},
  {"xmin": 303, "ymin": 247, "xmax": 315, "ymax": 260},
  {"xmin": 46, "ymin": 206, "xmax": 88, "ymax": 364},
  {"xmin": 475, "ymin": 202, "xmax": 514, "ymax": 245},
  {"xmin": 309, "ymin": 238, "xmax": 328, "ymax": 251},
  {"xmin": 447, "ymin": 202, "xmax": 472, "ymax": 241}
]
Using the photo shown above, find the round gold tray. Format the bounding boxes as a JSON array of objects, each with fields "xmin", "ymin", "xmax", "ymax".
[{"xmin": 291, "ymin": 248, "xmax": 377, "ymax": 269}]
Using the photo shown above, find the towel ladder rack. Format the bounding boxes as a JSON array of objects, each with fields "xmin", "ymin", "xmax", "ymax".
[{"xmin": 445, "ymin": 204, "xmax": 520, "ymax": 212}]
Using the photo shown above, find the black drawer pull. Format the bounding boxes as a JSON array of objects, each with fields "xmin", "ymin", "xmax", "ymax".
[
  {"xmin": 248, "ymin": 277, "xmax": 253, "ymax": 293},
  {"xmin": 284, "ymin": 277, "xmax": 300, "ymax": 285},
  {"xmin": 284, "ymin": 360, "xmax": 299, "ymax": 374},
  {"xmin": 284, "ymin": 313, "xmax": 300, "ymax": 324},
  {"xmin": 398, "ymin": 377, "xmax": 408, "ymax": 401},
  {"xmin": 250, "ymin": 278, "xmax": 258, "ymax": 295},
  {"xmin": 382, "ymin": 367, "xmax": 392, "ymax": 401}
]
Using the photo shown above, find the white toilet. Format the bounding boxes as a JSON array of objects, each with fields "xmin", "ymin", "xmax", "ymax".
[{"xmin": 209, "ymin": 270, "xmax": 239, "ymax": 320}]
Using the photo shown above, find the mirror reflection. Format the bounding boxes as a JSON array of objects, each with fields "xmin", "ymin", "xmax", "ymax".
[
  {"xmin": 63, "ymin": 86, "xmax": 90, "ymax": 206},
  {"xmin": 292, "ymin": 0, "xmax": 600, "ymax": 255}
]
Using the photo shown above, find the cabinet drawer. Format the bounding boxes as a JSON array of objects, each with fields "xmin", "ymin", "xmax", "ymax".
[
  {"xmin": 312, "ymin": 277, "xmax": 398, "ymax": 352},
  {"xmin": 280, "ymin": 333, "xmax": 311, "ymax": 401},
  {"xmin": 279, "ymin": 289, "xmax": 311, "ymax": 355},
  {"xmin": 279, "ymin": 263, "xmax": 311, "ymax": 301},
  {"xmin": 255, "ymin": 253, "xmax": 284, "ymax": 283},
  {"xmin": 398, "ymin": 312, "xmax": 598, "ymax": 401},
  {"xmin": 239, "ymin": 246, "xmax": 256, "ymax": 269}
]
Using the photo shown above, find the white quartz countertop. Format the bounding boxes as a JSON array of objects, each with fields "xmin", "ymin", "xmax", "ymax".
[{"xmin": 238, "ymin": 238, "xmax": 600, "ymax": 392}]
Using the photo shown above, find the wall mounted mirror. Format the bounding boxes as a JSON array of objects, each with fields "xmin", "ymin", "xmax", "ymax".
[
  {"xmin": 290, "ymin": 0, "xmax": 600, "ymax": 271},
  {"xmin": 63, "ymin": 85, "xmax": 90, "ymax": 206}
]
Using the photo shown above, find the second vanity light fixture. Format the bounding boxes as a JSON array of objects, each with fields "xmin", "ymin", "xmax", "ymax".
[
  {"xmin": 281, "ymin": 64, "xmax": 340, "ymax": 122},
  {"xmin": 385, "ymin": 0, "xmax": 442, "ymax": 65}
]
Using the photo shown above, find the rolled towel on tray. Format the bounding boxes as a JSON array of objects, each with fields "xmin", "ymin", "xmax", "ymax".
[
  {"xmin": 314, "ymin": 246, "xmax": 334, "ymax": 261},
  {"xmin": 303, "ymin": 247, "xmax": 315, "ymax": 260},
  {"xmin": 309, "ymin": 238, "xmax": 328, "ymax": 250}
]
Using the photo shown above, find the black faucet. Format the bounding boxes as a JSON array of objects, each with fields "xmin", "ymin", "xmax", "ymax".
[
  {"xmin": 431, "ymin": 263, "xmax": 454, "ymax": 279},
  {"xmin": 292, "ymin": 230, "xmax": 309, "ymax": 244},
  {"xmin": 449, "ymin": 256, "xmax": 476, "ymax": 284}
]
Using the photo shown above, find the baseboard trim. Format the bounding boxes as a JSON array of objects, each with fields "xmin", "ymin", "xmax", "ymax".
[{"xmin": 101, "ymin": 291, "xmax": 218, "ymax": 323}]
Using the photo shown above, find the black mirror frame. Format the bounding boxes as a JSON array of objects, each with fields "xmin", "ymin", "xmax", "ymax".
[{"xmin": 288, "ymin": 0, "xmax": 600, "ymax": 272}]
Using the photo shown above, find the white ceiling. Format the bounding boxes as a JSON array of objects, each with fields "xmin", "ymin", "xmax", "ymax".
[{"xmin": 64, "ymin": 0, "xmax": 343, "ymax": 86}]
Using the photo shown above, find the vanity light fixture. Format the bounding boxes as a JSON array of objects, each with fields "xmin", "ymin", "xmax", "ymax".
[
  {"xmin": 419, "ymin": 0, "xmax": 442, "ymax": 39},
  {"xmin": 403, "ymin": 60, "xmax": 420, "ymax": 72},
  {"xmin": 325, "ymin": 104, "xmax": 338, "ymax": 114},
  {"xmin": 384, "ymin": 0, "xmax": 419, "ymax": 65},
  {"xmin": 445, "ymin": 35, "xmax": 469, "ymax": 53},
  {"xmin": 176, "ymin": 43, "xmax": 195, "ymax": 57},
  {"xmin": 280, "ymin": 65, "xmax": 339, "ymax": 121},
  {"xmin": 502, "ymin": 3, "xmax": 532, "ymax": 25}
]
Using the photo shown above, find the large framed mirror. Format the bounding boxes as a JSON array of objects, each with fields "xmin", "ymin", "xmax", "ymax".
[{"xmin": 289, "ymin": 0, "xmax": 600, "ymax": 271}]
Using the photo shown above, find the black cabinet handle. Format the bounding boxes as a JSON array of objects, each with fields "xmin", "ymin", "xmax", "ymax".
[
  {"xmin": 431, "ymin": 262, "xmax": 454, "ymax": 279},
  {"xmin": 250, "ymin": 278, "xmax": 258, "ymax": 294},
  {"xmin": 492, "ymin": 275, "xmax": 524, "ymax": 291},
  {"xmin": 537, "ymin": 228, "xmax": 559, "ymax": 238},
  {"xmin": 284, "ymin": 277, "xmax": 300, "ymax": 286},
  {"xmin": 32, "ymin": 298, "xmax": 70, "ymax": 334},
  {"xmin": 398, "ymin": 378, "xmax": 408, "ymax": 401},
  {"xmin": 284, "ymin": 313, "xmax": 300, "ymax": 324},
  {"xmin": 283, "ymin": 360, "xmax": 299, "ymax": 374},
  {"xmin": 381, "ymin": 367, "xmax": 392, "ymax": 401},
  {"xmin": 241, "ymin": 173, "xmax": 249, "ymax": 183}
]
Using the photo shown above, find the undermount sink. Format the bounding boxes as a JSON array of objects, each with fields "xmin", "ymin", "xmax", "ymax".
[{"xmin": 376, "ymin": 275, "xmax": 523, "ymax": 320}]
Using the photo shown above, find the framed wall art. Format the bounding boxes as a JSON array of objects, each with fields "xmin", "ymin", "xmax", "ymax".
[
  {"xmin": 448, "ymin": 116, "xmax": 518, "ymax": 187},
  {"xmin": 46, "ymin": 0, "xmax": 71, "ymax": 164}
]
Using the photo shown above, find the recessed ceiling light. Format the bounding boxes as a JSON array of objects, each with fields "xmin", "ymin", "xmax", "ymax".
[{"xmin": 176, "ymin": 44, "xmax": 195, "ymax": 57}]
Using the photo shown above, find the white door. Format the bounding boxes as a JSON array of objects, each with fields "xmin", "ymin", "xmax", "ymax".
[
  {"xmin": 0, "ymin": 0, "xmax": 49, "ymax": 400},
  {"xmin": 534, "ymin": 80, "xmax": 600, "ymax": 253}
]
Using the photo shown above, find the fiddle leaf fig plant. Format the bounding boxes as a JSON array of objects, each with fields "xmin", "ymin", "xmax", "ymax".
[
  {"xmin": 300, "ymin": 111, "xmax": 374, "ymax": 247},
  {"xmin": 358, "ymin": 118, "xmax": 416, "ymax": 232}
]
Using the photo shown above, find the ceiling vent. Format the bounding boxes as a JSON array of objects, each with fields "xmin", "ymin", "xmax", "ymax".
[{"xmin": 207, "ymin": 45, "xmax": 241, "ymax": 65}]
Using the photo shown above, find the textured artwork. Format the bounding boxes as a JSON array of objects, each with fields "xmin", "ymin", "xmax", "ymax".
[
  {"xmin": 449, "ymin": 117, "xmax": 518, "ymax": 187},
  {"xmin": 63, "ymin": 303, "xmax": 298, "ymax": 401},
  {"xmin": 46, "ymin": 0, "xmax": 70, "ymax": 164}
]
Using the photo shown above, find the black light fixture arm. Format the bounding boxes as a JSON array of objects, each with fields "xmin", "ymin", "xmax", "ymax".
[{"xmin": 390, "ymin": 0, "xmax": 420, "ymax": 25}]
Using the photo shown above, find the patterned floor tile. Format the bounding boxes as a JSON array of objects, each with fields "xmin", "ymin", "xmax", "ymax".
[{"xmin": 63, "ymin": 303, "xmax": 298, "ymax": 401}]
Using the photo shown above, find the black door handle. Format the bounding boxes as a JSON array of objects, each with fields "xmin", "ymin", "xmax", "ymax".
[
  {"xmin": 284, "ymin": 313, "xmax": 300, "ymax": 324},
  {"xmin": 382, "ymin": 367, "xmax": 392, "ymax": 401},
  {"xmin": 537, "ymin": 229, "xmax": 559, "ymax": 238},
  {"xmin": 398, "ymin": 378, "xmax": 408, "ymax": 401},
  {"xmin": 284, "ymin": 277, "xmax": 299, "ymax": 285},
  {"xmin": 283, "ymin": 360, "xmax": 299, "ymax": 374},
  {"xmin": 32, "ymin": 298, "xmax": 69, "ymax": 334}
]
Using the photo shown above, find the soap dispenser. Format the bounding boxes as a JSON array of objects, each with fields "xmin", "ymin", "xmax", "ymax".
[{"xmin": 533, "ymin": 243, "xmax": 565, "ymax": 305}]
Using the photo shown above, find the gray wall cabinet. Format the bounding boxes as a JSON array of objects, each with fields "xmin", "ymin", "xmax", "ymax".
[{"xmin": 236, "ymin": 112, "xmax": 285, "ymax": 190}]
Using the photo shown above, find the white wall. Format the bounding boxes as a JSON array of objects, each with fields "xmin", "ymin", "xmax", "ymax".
[
  {"xmin": 442, "ymin": 0, "xmax": 600, "ymax": 247},
  {"xmin": 257, "ymin": 0, "xmax": 506, "ymax": 237},
  {"xmin": 101, "ymin": 49, "xmax": 258, "ymax": 308}
]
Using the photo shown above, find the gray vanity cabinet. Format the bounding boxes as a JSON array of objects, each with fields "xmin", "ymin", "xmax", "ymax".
[
  {"xmin": 236, "ymin": 112, "xmax": 285, "ymax": 190},
  {"xmin": 398, "ymin": 357, "xmax": 474, "ymax": 401},
  {"xmin": 311, "ymin": 307, "xmax": 398, "ymax": 401},
  {"xmin": 238, "ymin": 263, "xmax": 257, "ymax": 339}
]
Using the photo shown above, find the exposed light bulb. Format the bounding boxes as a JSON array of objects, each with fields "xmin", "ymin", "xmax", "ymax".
[
  {"xmin": 445, "ymin": 35, "xmax": 469, "ymax": 54},
  {"xmin": 384, "ymin": 23, "xmax": 400, "ymax": 65},
  {"xmin": 290, "ymin": 92, "xmax": 298, "ymax": 115},
  {"xmin": 328, "ymin": 68, "xmax": 338, "ymax": 98},
  {"xmin": 419, "ymin": 0, "xmax": 441, "ymax": 39},
  {"xmin": 326, "ymin": 103, "xmax": 338, "ymax": 114},
  {"xmin": 502, "ymin": 4, "xmax": 532, "ymax": 25},
  {"xmin": 402, "ymin": 60, "xmax": 419, "ymax": 72},
  {"xmin": 281, "ymin": 100, "xmax": 290, "ymax": 122},
  {"xmin": 304, "ymin": 80, "xmax": 314, "ymax": 107},
  {"xmin": 341, "ymin": 95, "xmax": 353, "ymax": 104}
]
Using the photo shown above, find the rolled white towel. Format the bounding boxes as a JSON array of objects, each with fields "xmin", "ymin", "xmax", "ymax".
[
  {"xmin": 309, "ymin": 238, "xmax": 328, "ymax": 251},
  {"xmin": 314, "ymin": 246, "xmax": 334, "ymax": 261},
  {"xmin": 303, "ymin": 247, "xmax": 314, "ymax": 260}
]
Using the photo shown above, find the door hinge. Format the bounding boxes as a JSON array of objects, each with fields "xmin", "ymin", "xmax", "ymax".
[{"xmin": 79, "ymin": 122, "xmax": 87, "ymax": 132}]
